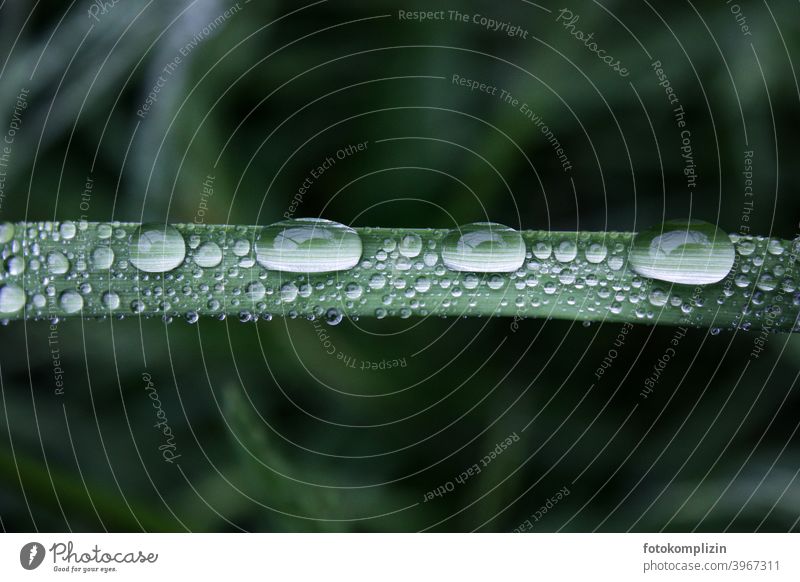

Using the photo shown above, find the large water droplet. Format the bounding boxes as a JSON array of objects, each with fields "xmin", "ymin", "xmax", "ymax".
[
  {"xmin": 59, "ymin": 290, "xmax": 84, "ymax": 314},
  {"xmin": 255, "ymin": 218, "xmax": 362, "ymax": 273},
  {"xmin": 0, "ymin": 284, "xmax": 25, "ymax": 314},
  {"xmin": 628, "ymin": 219, "xmax": 735, "ymax": 285},
  {"xmin": 442, "ymin": 222, "xmax": 525, "ymax": 273},
  {"xmin": 130, "ymin": 224, "xmax": 186, "ymax": 273}
]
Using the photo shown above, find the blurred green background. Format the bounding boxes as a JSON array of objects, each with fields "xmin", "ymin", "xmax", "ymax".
[{"xmin": 1, "ymin": 0, "xmax": 799, "ymax": 532}]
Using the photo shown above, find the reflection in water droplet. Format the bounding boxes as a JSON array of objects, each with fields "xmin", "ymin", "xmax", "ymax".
[
  {"xmin": 255, "ymin": 218, "xmax": 362, "ymax": 273},
  {"xmin": 442, "ymin": 222, "xmax": 525, "ymax": 272},
  {"xmin": 130, "ymin": 224, "xmax": 186, "ymax": 273},
  {"xmin": 628, "ymin": 219, "xmax": 735, "ymax": 285}
]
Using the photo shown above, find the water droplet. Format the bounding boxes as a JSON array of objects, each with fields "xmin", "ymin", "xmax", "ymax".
[
  {"xmin": 398, "ymin": 233, "xmax": 423, "ymax": 258},
  {"xmin": 255, "ymin": 218, "xmax": 362, "ymax": 273},
  {"xmin": 628, "ymin": 219, "xmax": 734, "ymax": 285},
  {"xmin": 345, "ymin": 282, "xmax": 363, "ymax": 300},
  {"xmin": 0, "ymin": 284, "xmax": 25, "ymax": 314},
  {"xmin": 554, "ymin": 240, "xmax": 578, "ymax": 263},
  {"xmin": 280, "ymin": 282, "xmax": 298, "ymax": 302},
  {"xmin": 47, "ymin": 251, "xmax": 70, "ymax": 275},
  {"xmin": 325, "ymin": 307, "xmax": 343, "ymax": 325},
  {"xmin": 585, "ymin": 242, "xmax": 608, "ymax": 264},
  {"xmin": 59, "ymin": 221, "xmax": 77, "ymax": 240},
  {"xmin": 130, "ymin": 224, "xmax": 186, "ymax": 273},
  {"xmin": 442, "ymin": 222, "xmax": 525, "ymax": 272},
  {"xmin": 532, "ymin": 240, "xmax": 552, "ymax": 260},
  {"xmin": 369, "ymin": 274, "xmax": 386, "ymax": 290},
  {"xmin": 232, "ymin": 239, "xmax": 250, "ymax": 257},
  {"xmin": 194, "ymin": 242, "xmax": 223, "ymax": 268},
  {"xmin": 59, "ymin": 290, "xmax": 83, "ymax": 314},
  {"xmin": 756, "ymin": 274, "xmax": 776, "ymax": 292},
  {"xmin": 5, "ymin": 255, "xmax": 24, "ymax": 276},
  {"xmin": 91, "ymin": 246, "xmax": 114, "ymax": 270},
  {"xmin": 102, "ymin": 291, "xmax": 120, "ymax": 310},
  {"xmin": 0, "ymin": 222, "xmax": 14, "ymax": 244},
  {"xmin": 245, "ymin": 281, "xmax": 266, "ymax": 302},
  {"xmin": 97, "ymin": 224, "xmax": 113, "ymax": 239},
  {"xmin": 648, "ymin": 288, "xmax": 668, "ymax": 307}
]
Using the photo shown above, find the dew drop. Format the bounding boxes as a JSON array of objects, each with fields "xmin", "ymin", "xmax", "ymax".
[
  {"xmin": 442, "ymin": 222, "xmax": 525, "ymax": 273},
  {"xmin": 280, "ymin": 282, "xmax": 299, "ymax": 302},
  {"xmin": 532, "ymin": 240, "xmax": 552, "ymax": 260},
  {"xmin": 245, "ymin": 281, "xmax": 266, "ymax": 302},
  {"xmin": 47, "ymin": 251, "xmax": 70, "ymax": 275},
  {"xmin": 628, "ymin": 219, "xmax": 735, "ymax": 285},
  {"xmin": 59, "ymin": 221, "xmax": 77, "ymax": 240},
  {"xmin": 102, "ymin": 291, "xmax": 121, "ymax": 310},
  {"xmin": 130, "ymin": 224, "xmax": 186, "ymax": 273},
  {"xmin": 398, "ymin": 233, "xmax": 423, "ymax": 258},
  {"xmin": 0, "ymin": 222, "xmax": 14, "ymax": 244},
  {"xmin": 6, "ymin": 256, "xmax": 24, "ymax": 276},
  {"xmin": 325, "ymin": 307, "xmax": 343, "ymax": 326},
  {"xmin": 0, "ymin": 284, "xmax": 25, "ymax": 314},
  {"xmin": 585, "ymin": 242, "xmax": 608, "ymax": 264},
  {"xmin": 255, "ymin": 218, "xmax": 362, "ymax": 273},
  {"xmin": 59, "ymin": 290, "xmax": 84, "ymax": 314},
  {"xmin": 554, "ymin": 240, "xmax": 578, "ymax": 263},
  {"xmin": 194, "ymin": 241, "xmax": 223, "ymax": 268},
  {"xmin": 91, "ymin": 246, "xmax": 115, "ymax": 270}
]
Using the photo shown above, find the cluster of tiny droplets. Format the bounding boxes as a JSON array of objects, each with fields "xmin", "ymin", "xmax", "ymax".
[{"xmin": 0, "ymin": 219, "xmax": 797, "ymax": 332}]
